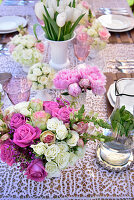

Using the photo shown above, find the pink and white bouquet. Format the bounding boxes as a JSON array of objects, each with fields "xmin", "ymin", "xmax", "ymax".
[
  {"xmin": 54, "ymin": 64, "xmax": 106, "ymax": 97},
  {"xmin": 0, "ymin": 98, "xmax": 111, "ymax": 182},
  {"xmin": 27, "ymin": 62, "xmax": 55, "ymax": 90},
  {"xmin": 9, "ymin": 34, "xmax": 45, "ymax": 67}
]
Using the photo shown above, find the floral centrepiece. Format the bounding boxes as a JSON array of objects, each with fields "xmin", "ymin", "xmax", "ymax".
[
  {"xmin": 9, "ymin": 34, "xmax": 45, "ymax": 68},
  {"xmin": 54, "ymin": 64, "xmax": 106, "ymax": 97},
  {"xmin": 0, "ymin": 98, "xmax": 112, "ymax": 182},
  {"xmin": 27, "ymin": 62, "xmax": 55, "ymax": 90}
]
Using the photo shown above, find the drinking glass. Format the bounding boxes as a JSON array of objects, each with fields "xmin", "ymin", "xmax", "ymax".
[
  {"xmin": 74, "ymin": 38, "xmax": 90, "ymax": 63},
  {"xmin": 3, "ymin": 76, "xmax": 32, "ymax": 105}
]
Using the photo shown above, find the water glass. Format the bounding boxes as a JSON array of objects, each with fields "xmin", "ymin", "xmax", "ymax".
[
  {"xmin": 74, "ymin": 39, "xmax": 90, "ymax": 62},
  {"xmin": 3, "ymin": 76, "xmax": 32, "ymax": 105}
]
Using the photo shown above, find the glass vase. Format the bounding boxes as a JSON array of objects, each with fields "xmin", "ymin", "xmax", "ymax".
[{"xmin": 100, "ymin": 78, "xmax": 134, "ymax": 166}]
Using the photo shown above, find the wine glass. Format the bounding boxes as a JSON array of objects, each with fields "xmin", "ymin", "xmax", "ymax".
[
  {"xmin": 74, "ymin": 38, "xmax": 90, "ymax": 63},
  {"xmin": 3, "ymin": 76, "xmax": 32, "ymax": 105}
]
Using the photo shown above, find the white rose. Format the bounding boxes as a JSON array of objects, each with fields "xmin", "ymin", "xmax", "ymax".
[
  {"xmin": 32, "ymin": 68, "xmax": 42, "ymax": 76},
  {"xmin": 27, "ymin": 73, "xmax": 37, "ymax": 82},
  {"xmin": 55, "ymin": 152, "xmax": 70, "ymax": 169},
  {"xmin": 56, "ymin": 141, "xmax": 69, "ymax": 152},
  {"xmin": 66, "ymin": 131, "xmax": 79, "ymax": 147},
  {"xmin": 87, "ymin": 28, "xmax": 98, "ymax": 37},
  {"xmin": 56, "ymin": 125, "xmax": 68, "ymax": 140},
  {"xmin": 32, "ymin": 82, "xmax": 38, "ymax": 90},
  {"xmin": 42, "ymin": 65, "xmax": 51, "ymax": 74},
  {"xmin": 45, "ymin": 144, "xmax": 60, "ymax": 161},
  {"xmin": 45, "ymin": 161, "xmax": 60, "ymax": 178},
  {"xmin": 14, "ymin": 101, "xmax": 29, "ymax": 112},
  {"xmin": 75, "ymin": 146, "xmax": 86, "ymax": 158},
  {"xmin": 4, "ymin": 105, "xmax": 14, "ymax": 116},
  {"xmin": 38, "ymin": 75, "xmax": 48, "ymax": 85},
  {"xmin": 37, "ymin": 84, "xmax": 44, "ymax": 90},
  {"xmin": 31, "ymin": 142, "xmax": 48, "ymax": 156},
  {"xmin": 47, "ymin": 118, "xmax": 63, "ymax": 131},
  {"xmin": 35, "ymin": 1, "xmax": 45, "ymax": 20},
  {"xmin": 72, "ymin": 8, "xmax": 82, "ymax": 23},
  {"xmin": 56, "ymin": 12, "xmax": 67, "ymax": 27},
  {"xmin": 69, "ymin": 152, "xmax": 79, "ymax": 166},
  {"xmin": 20, "ymin": 108, "xmax": 31, "ymax": 116},
  {"xmin": 22, "ymin": 49, "xmax": 33, "ymax": 60}
]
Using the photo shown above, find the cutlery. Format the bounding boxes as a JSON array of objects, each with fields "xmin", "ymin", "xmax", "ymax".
[
  {"xmin": 108, "ymin": 65, "xmax": 134, "ymax": 69},
  {"xmin": 100, "ymin": 8, "xmax": 128, "ymax": 11},
  {"xmin": 109, "ymin": 59, "xmax": 134, "ymax": 63},
  {"xmin": 99, "ymin": 8, "xmax": 129, "ymax": 15}
]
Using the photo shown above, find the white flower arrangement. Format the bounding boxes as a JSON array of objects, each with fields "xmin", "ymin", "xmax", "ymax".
[
  {"xmin": 27, "ymin": 62, "xmax": 55, "ymax": 90},
  {"xmin": 9, "ymin": 34, "xmax": 45, "ymax": 67}
]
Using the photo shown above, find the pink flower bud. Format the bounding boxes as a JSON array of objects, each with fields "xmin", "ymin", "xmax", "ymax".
[
  {"xmin": 40, "ymin": 130, "xmax": 55, "ymax": 145},
  {"xmin": 79, "ymin": 79, "xmax": 90, "ymax": 89},
  {"xmin": 77, "ymin": 138, "xmax": 84, "ymax": 148},
  {"xmin": 68, "ymin": 83, "xmax": 82, "ymax": 97},
  {"xmin": 1, "ymin": 134, "xmax": 10, "ymax": 141}
]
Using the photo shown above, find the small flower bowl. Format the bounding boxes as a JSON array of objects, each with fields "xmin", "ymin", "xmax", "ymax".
[{"xmin": 3, "ymin": 76, "xmax": 32, "ymax": 105}]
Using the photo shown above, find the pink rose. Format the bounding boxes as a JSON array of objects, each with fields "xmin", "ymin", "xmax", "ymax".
[
  {"xmin": 56, "ymin": 107, "xmax": 72, "ymax": 123},
  {"xmin": 77, "ymin": 138, "xmax": 84, "ymax": 147},
  {"xmin": 24, "ymin": 159, "xmax": 47, "ymax": 182},
  {"xmin": 81, "ymin": 0, "xmax": 90, "ymax": 9},
  {"xmin": 99, "ymin": 28, "xmax": 110, "ymax": 41},
  {"xmin": 10, "ymin": 113, "xmax": 26, "ymax": 129},
  {"xmin": 40, "ymin": 130, "xmax": 55, "ymax": 145},
  {"xmin": 9, "ymin": 44, "xmax": 16, "ymax": 53},
  {"xmin": 75, "ymin": 25, "xmax": 85, "ymax": 34},
  {"xmin": 73, "ymin": 122, "xmax": 88, "ymax": 134},
  {"xmin": 13, "ymin": 124, "xmax": 41, "ymax": 147},
  {"xmin": 79, "ymin": 78, "xmax": 90, "ymax": 89},
  {"xmin": 35, "ymin": 42, "xmax": 45, "ymax": 53},
  {"xmin": 43, "ymin": 101, "xmax": 59, "ymax": 115},
  {"xmin": 68, "ymin": 83, "xmax": 82, "ymax": 97},
  {"xmin": 0, "ymin": 139, "xmax": 15, "ymax": 166},
  {"xmin": 52, "ymin": 107, "xmax": 60, "ymax": 118},
  {"xmin": 76, "ymin": 32, "xmax": 89, "ymax": 42},
  {"xmin": 32, "ymin": 111, "xmax": 50, "ymax": 131}
]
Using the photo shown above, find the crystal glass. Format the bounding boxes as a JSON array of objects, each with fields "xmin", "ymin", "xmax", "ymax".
[
  {"xmin": 100, "ymin": 78, "xmax": 134, "ymax": 166},
  {"xmin": 74, "ymin": 38, "xmax": 90, "ymax": 62},
  {"xmin": 3, "ymin": 76, "xmax": 32, "ymax": 105}
]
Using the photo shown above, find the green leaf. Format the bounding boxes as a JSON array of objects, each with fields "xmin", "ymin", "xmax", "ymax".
[
  {"xmin": 61, "ymin": 92, "xmax": 69, "ymax": 95},
  {"xmin": 72, "ymin": 0, "xmax": 75, "ymax": 8},
  {"xmin": 33, "ymin": 24, "xmax": 40, "ymax": 40}
]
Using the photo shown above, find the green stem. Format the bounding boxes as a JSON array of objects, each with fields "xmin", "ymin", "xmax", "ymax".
[{"xmin": 58, "ymin": 27, "xmax": 61, "ymax": 41}]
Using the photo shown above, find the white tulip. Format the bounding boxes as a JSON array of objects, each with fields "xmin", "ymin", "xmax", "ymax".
[
  {"xmin": 56, "ymin": 6, "xmax": 65, "ymax": 13},
  {"xmin": 35, "ymin": 2, "xmax": 45, "ymax": 20},
  {"xmin": 56, "ymin": 12, "xmax": 67, "ymax": 27},
  {"xmin": 51, "ymin": 0, "xmax": 57, "ymax": 12},
  {"xmin": 47, "ymin": 7, "xmax": 54, "ymax": 19},
  {"xmin": 65, "ymin": 6, "xmax": 73, "ymax": 22},
  {"xmin": 72, "ymin": 8, "xmax": 82, "ymax": 23}
]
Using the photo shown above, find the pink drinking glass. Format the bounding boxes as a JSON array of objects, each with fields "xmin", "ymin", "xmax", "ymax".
[
  {"xmin": 74, "ymin": 38, "xmax": 90, "ymax": 62},
  {"xmin": 3, "ymin": 76, "xmax": 32, "ymax": 105}
]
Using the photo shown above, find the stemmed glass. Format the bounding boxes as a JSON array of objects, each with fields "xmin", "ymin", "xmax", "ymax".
[
  {"xmin": 3, "ymin": 76, "xmax": 32, "ymax": 105},
  {"xmin": 73, "ymin": 34, "xmax": 91, "ymax": 63}
]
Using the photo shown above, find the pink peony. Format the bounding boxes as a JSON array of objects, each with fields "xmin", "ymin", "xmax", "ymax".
[
  {"xmin": 92, "ymin": 85, "xmax": 106, "ymax": 95},
  {"xmin": 9, "ymin": 44, "xmax": 16, "ymax": 53},
  {"xmin": 35, "ymin": 42, "xmax": 45, "ymax": 53},
  {"xmin": 43, "ymin": 101, "xmax": 59, "ymax": 115},
  {"xmin": 13, "ymin": 124, "xmax": 41, "ymax": 147},
  {"xmin": 68, "ymin": 83, "xmax": 82, "ymax": 97},
  {"xmin": 79, "ymin": 78, "xmax": 90, "ymax": 89},
  {"xmin": 10, "ymin": 113, "xmax": 26, "ymax": 129},
  {"xmin": 24, "ymin": 159, "xmax": 47, "ymax": 182},
  {"xmin": 81, "ymin": 0, "xmax": 90, "ymax": 9},
  {"xmin": 53, "ymin": 69, "xmax": 80, "ymax": 90},
  {"xmin": 99, "ymin": 28, "xmax": 110, "ymax": 41},
  {"xmin": 0, "ymin": 139, "xmax": 15, "ymax": 166}
]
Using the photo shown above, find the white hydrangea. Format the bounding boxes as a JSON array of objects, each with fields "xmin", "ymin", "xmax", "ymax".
[
  {"xmin": 47, "ymin": 118, "xmax": 63, "ymax": 131},
  {"xmin": 56, "ymin": 125, "xmax": 68, "ymax": 140},
  {"xmin": 31, "ymin": 142, "xmax": 48, "ymax": 156},
  {"xmin": 66, "ymin": 131, "xmax": 79, "ymax": 147},
  {"xmin": 45, "ymin": 161, "xmax": 60, "ymax": 178}
]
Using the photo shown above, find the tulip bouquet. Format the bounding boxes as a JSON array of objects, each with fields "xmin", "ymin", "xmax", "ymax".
[
  {"xmin": 34, "ymin": 0, "xmax": 90, "ymax": 41},
  {"xmin": 54, "ymin": 64, "xmax": 106, "ymax": 97},
  {"xmin": 27, "ymin": 62, "xmax": 55, "ymax": 90},
  {"xmin": 9, "ymin": 34, "xmax": 45, "ymax": 67},
  {"xmin": 0, "ymin": 97, "xmax": 112, "ymax": 182}
]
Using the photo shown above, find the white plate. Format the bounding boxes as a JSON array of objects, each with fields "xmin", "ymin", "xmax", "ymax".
[
  {"xmin": 107, "ymin": 85, "xmax": 115, "ymax": 108},
  {"xmin": 98, "ymin": 14, "xmax": 132, "ymax": 30},
  {"xmin": 0, "ymin": 16, "xmax": 27, "ymax": 34},
  {"xmin": 109, "ymin": 83, "xmax": 116, "ymax": 103}
]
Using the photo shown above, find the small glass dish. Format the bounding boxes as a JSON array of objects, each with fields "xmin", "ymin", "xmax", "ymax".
[{"xmin": 3, "ymin": 76, "xmax": 32, "ymax": 105}]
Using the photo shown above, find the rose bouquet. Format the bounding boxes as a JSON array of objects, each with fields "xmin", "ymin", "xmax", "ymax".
[
  {"xmin": 54, "ymin": 64, "xmax": 106, "ymax": 97},
  {"xmin": 27, "ymin": 63, "xmax": 55, "ymax": 90},
  {"xmin": 9, "ymin": 34, "xmax": 45, "ymax": 68},
  {"xmin": 34, "ymin": 0, "xmax": 90, "ymax": 41},
  {"xmin": 0, "ymin": 97, "xmax": 112, "ymax": 182}
]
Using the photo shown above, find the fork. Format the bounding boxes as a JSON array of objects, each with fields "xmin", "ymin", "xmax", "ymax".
[{"xmin": 99, "ymin": 8, "xmax": 129, "ymax": 15}]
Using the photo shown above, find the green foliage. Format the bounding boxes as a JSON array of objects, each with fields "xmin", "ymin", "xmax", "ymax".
[
  {"xmin": 127, "ymin": 0, "xmax": 134, "ymax": 6},
  {"xmin": 110, "ymin": 106, "xmax": 134, "ymax": 137}
]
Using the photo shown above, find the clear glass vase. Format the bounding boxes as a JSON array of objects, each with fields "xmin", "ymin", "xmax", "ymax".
[{"xmin": 100, "ymin": 78, "xmax": 134, "ymax": 166}]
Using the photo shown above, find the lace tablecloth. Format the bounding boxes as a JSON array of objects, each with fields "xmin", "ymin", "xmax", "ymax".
[{"xmin": 0, "ymin": 0, "xmax": 134, "ymax": 199}]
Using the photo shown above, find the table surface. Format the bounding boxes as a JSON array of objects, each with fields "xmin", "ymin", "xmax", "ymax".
[{"xmin": 0, "ymin": 0, "xmax": 134, "ymax": 199}]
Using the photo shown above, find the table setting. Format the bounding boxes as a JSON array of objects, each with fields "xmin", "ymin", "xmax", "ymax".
[{"xmin": 0, "ymin": 0, "xmax": 134, "ymax": 199}]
